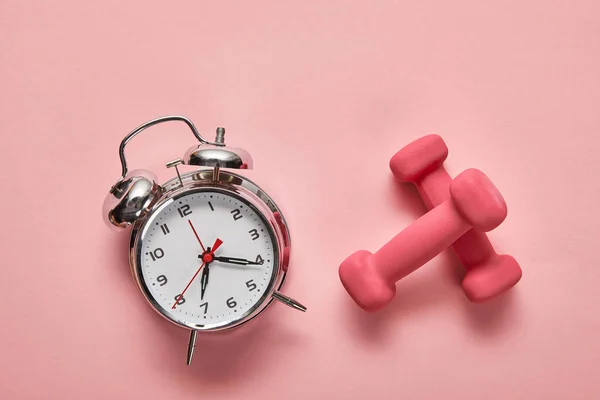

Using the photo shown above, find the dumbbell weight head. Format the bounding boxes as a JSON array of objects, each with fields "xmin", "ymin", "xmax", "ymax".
[
  {"xmin": 461, "ymin": 253, "xmax": 521, "ymax": 301},
  {"xmin": 339, "ymin": 250, "xmax": 396, "ymax": 311},
  {"xmin": 389, "ymin": 134, "xmax": 448, "ymax": 182},
  {"xmin": 449, "ymin": 168, "xmax": 507, "ymax": 232}
]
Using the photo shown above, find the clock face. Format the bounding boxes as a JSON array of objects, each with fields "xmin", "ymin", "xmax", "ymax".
[{"xmin": 135, "ymin": 189, "xmax": 279, "ymax": 330}]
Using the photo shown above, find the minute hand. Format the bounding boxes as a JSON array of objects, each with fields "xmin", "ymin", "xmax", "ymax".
[{"xmin": 212, "ymin": 256, "xmax": 263, "ymax": 266}]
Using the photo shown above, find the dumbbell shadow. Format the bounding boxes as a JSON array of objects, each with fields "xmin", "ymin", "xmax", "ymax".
[
  {"xmin": 342, "ymin": 176, "xmax": 515, "ymax": 343},
  {"xmin": 340, "ymin": 169, "xmax": 507, "ymax": 310},
  {"xmin": 343, "ymin": 272, "xmax": 518, "ymax": 342},
  {"xmin": 342, "ymin": 259, "xmax": 457, "ymax": 342},
  {"xmin": 341, "ymin": 169, "xmax": 519, "ymax": 338}
]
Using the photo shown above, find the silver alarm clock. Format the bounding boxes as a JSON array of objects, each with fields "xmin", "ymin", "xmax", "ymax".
[{"xmin": 102, "ymin": 116, "xmax": 305, "ymax": 365}]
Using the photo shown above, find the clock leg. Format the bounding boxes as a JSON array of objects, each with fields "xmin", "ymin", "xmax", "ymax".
[
  {"xmin": 272, "ymin": 292, "xmax": 307, "ymax": 312},
  {"xmin": 186, "ymin": 330, "xmax": 198, "ymax": 365}
]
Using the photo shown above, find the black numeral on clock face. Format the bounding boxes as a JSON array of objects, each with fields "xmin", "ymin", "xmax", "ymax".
[
  {"xmin": 199, "ymin": 302, "xmax": 208, "ymax": 315},
  {"xmin": 178, "ymin": 204, "xmax": 192, "ymax": 217},
  {"xmin": 249, "ymin": 229, "xmax": 260, "ymax": 240},
  {"xmin": 208, "ymin": 201, "xmax": 214, "ymax": 211},
  {"xmin": 157, "ymin": 275, "xmax": 168, "ymax": 286},
  {"xmin": 174, "ymin": 294, "xmax": 185, "ymax": 305},
  {"xmin": 226, "ymin": 297, "xmax": 237, "ymax": 308},
  {"xmin": 231, "ymin": 209, "xmax": 243, "ymax": 221},
  {"xmin": 148, "ymin": 248, "xmax": 164, "ymax": 261},
  {"xmin": 255, "ymin": 255, "xmax": 264, "ymax": 264},
  {"xmin": 160, "ymin": 224, "xmax": 170, "ymax": 235},
  {"xmin": 246, "ymin": 280, "xmax": 257, "ymax": 291}
]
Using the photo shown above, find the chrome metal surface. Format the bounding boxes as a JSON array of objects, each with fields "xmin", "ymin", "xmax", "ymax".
[
  {"xmin": 213, "ymin": 166, "xmax": 220, "ymax": 182},
  {"xmin": 184, "ymin": 144, "xmax": 254, "ymax": 170},
  {"xmin": 129, "ymin": 169, "xmax": 292, "ymax": 332},
  {"xmin": 273, "ymin": 292, "xmax": 307, "ymax": 312},
  {"xmin": 215, "ymin": 127, "xmax": 226, "ymax": 145},
  {"xmin": 166, "ymin": 158, "xmax": 184, "ymax": 186},
  {"xmin": 103, "ymin": 169, "xmax": 162, "ymax": 230},
  {"xmin": 165, "ymin": 158, "xmax": 184, "ymax": 168},
  {"xmin": 186, "ymin": 330, "xmax": 198, "ymax": 366},
  {"xmin": 118, "ymin": 116, "xmax": 218, "ymax": 178}
]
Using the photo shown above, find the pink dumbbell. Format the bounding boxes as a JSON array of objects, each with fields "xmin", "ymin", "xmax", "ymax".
[
  {"xmin": 389, "ymin": 135, "xmax": 522, "ymax": 302},
  {"xmin": 339, "ymin": 169, "xmax": 506, "ymax": 312}
]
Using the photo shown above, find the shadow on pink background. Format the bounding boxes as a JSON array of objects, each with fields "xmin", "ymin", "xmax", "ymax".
[{"xmin": 1, "ymin": 1, "xmax": 599, "ymax": 399}]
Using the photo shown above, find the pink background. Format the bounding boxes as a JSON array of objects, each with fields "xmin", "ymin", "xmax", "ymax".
[{"xmin": 1, "ymin": 1, "xmax": 600, "ymax": 399}]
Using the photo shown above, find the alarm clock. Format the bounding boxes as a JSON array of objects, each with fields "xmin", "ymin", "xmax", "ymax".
[{"xmin": 102, "ymin": 116, "xmax": 306, "ymax": 365}]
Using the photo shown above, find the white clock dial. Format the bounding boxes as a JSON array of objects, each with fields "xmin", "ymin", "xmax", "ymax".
[{"xmin": 136, "ymin": 189, "xmax": 278, "ymax": 330}]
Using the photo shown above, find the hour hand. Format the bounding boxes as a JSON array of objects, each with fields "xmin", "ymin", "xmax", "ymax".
[
  {"xmin": 212, "ymin": 256, "xmax": 264, "ymax": 266},
  {"xmin": 200, "ymin": 265, "xmax": 209, "ymax": 300}
]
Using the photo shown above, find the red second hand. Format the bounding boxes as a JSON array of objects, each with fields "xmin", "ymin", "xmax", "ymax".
[
  {"xmin": 172, "ymin": 261, "xmax": 205, "ymax": 309},
  {"xmin": 188, "ymin": 220, "xmax": 206, "ymax": 252},
  {"xmin": 172, "ymin": 238, "xmax": 223, "ymax": 309}
]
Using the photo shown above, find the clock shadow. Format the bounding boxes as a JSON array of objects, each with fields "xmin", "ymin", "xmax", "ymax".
[{"xmin": 148, "ymin": 302, "xmax": 304, "ymax": 386}]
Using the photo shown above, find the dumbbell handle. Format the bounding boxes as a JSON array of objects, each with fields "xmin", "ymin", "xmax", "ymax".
[
  {"xmin": 374, "ymin": 200, "xmax": 471, "ymax": 282},
  {"xmin": 415, "ymin": 168, "xmax": 450, "ymax": 208},
  {"xmin": 414, "ymin": 167, "xmax": 495, "ymax": 269}
]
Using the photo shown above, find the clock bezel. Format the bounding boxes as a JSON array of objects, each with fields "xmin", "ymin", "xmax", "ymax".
[{"xmin": 129, "ymin": 169, "xmax": 290, "ymax": 332}]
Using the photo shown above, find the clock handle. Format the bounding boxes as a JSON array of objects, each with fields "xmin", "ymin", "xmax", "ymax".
[
  {"xmin": 117, "ymin": 115, "xmax": 218, "ymax": 179},
  {"xmin": 103, "ymin": 115, "xmax": 220, "ymax": 230}
]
